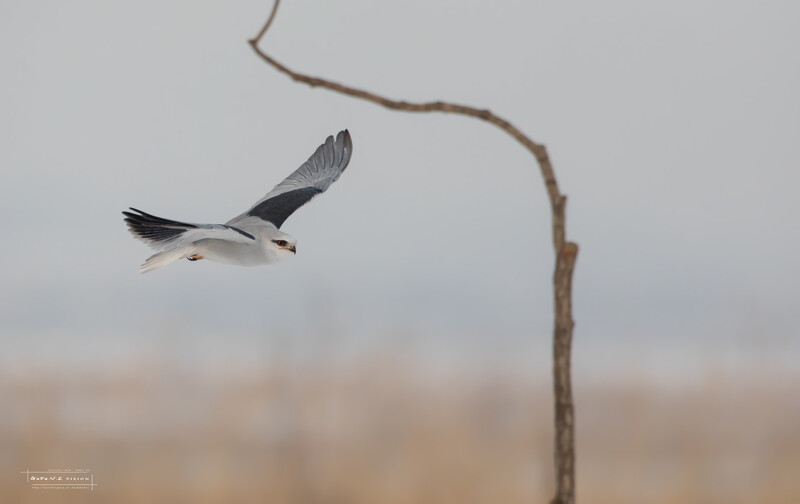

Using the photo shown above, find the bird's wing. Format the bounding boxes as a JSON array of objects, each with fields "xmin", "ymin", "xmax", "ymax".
[
  {"xmin": 123, "ymin": 207, "xmax": 256, "ymax": 251},
  {"xmin": 227, "ymin": 129, "xmax": 353, "ymax": 229}
]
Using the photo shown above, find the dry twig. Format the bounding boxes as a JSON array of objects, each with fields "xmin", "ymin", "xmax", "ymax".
[{"xmin": 248, "ymin": 2, "xmax": 579, "ymax": 502}]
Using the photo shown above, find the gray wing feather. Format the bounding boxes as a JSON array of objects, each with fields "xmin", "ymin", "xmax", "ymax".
[{"xmin": 227, "ymin": 129, "xmax": 352, "ymax": 228}]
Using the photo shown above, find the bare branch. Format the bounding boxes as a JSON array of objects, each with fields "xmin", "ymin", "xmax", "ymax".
[
  {"xmin": 249, "ymin": 0, "xmax": 280, "ymax": 47},
  {"xmin": 249, "ymin": 3, "xmax": 562, "ymax": 221},
  {"xmin": 249, "ymin": 3, "xmax": 579, "ymax": 503}
]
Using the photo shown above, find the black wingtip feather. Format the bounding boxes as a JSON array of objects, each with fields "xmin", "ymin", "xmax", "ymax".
[{"xmin": 122, "ymin": 208, "xmax": 197, "ymax": 244}]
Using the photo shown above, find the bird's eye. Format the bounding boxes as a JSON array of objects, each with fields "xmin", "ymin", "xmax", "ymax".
[{"xmin": 275, "ymin": 240, "xmax": 287, "ymax": 247}]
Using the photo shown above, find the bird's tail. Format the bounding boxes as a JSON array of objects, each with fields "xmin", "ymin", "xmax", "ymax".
[{"xmin": 139, "ymin": 246, "xmax": 194, "ymax": 274}]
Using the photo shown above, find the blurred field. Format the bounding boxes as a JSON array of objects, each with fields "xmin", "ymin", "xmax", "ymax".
[{"xmin": 2, "ymin": 345, "xmax": 798, "ymax": 504}]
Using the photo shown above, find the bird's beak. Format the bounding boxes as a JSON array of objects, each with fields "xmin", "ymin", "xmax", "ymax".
[{"xmin": 288, "ymin": 245, "xmax": 296, "ymax": 254}]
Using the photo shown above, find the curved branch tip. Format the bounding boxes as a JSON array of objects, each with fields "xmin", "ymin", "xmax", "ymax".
[{"xmin": 252, "ymin": 0, "xmax": 282, "ymax": 46}]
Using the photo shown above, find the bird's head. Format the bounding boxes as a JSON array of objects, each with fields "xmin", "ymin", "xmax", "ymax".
[{"xmin": 268, "ymin": 231, "xmax": 297, "ymax": 260}]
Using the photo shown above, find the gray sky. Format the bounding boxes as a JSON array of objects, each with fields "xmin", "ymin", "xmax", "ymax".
[{"xmin": 1, "ymin": 0, "xmax": 798, "ymax": 379}]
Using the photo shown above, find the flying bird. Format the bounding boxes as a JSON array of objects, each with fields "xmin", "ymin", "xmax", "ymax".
[{"xmin": 123, "ymin": 129, "xmax": 352, "ymax": 273}]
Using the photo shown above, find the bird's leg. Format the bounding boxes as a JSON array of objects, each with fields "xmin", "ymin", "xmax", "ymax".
[{"xmin": 187, "ymin": 255, "xmax": 205, "ymax": 261}]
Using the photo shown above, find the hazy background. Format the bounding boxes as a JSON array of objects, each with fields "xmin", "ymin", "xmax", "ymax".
[{"xmin": 1, "ymin": 1, "xmax": 798, "ymax": 502}]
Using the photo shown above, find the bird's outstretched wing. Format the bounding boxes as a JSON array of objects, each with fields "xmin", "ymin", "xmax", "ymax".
[
  {"xmin": 227, "ymin": 129, "xmax": 353, "ymax": 229},
  {"xmin": 123, "ymin": 207, "xmax": 256, "ymax": 250},
  {"xmin": 123, "ymin": 207, "xmax": 259, "ymax": 273}
]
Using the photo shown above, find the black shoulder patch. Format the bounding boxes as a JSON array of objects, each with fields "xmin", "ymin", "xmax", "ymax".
[
  {"xmin": 248, "ymin": 187, "xmax": 322, "ymax": 228},
  {"xmin": 224, "ymin": 225, "xmax": 256, "ymax": 240}
]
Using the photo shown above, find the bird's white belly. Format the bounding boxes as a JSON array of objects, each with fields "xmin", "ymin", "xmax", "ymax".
[{"xmin": 194, "ymin": 239, "xmax": 284, "ymax": 266}]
